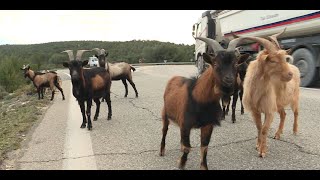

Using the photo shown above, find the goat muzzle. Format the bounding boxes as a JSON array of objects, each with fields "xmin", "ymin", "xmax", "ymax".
[{"xmin": 282, "ymin": 71, "xmax": 293, "ymax": 82}]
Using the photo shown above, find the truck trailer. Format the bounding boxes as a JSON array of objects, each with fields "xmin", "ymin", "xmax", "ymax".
[{"xmin": 192, "ymin": 10, "xmax": 320, "ymax": 87}]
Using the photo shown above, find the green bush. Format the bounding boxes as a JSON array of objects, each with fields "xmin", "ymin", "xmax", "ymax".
[
  {"xmin": 0, "ymin": 56, "xmax": 26, "ymax": 93},
  {"xmin": 0, "ymin": 86, "xmax": 9, "ymax": 100}
]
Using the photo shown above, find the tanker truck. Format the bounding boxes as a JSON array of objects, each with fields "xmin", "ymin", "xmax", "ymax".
[{"xmin": 192, "ymin": 10, "xmax": 320, "ymax": 87}]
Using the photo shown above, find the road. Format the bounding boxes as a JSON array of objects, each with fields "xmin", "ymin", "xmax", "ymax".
[{"xmin": 10, "ymin": 65, "xmax": 320, "ymax": 170}]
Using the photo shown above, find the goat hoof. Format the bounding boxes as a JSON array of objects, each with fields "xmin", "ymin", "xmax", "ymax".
[
  {"xmin": 93, "ymin": 118, "xmax": 98, "ymax": 121},
  {"xmin": 159, "ymin": 150, "xmax": 165, "ymax": 156},
  {"xmin": 232, "ymin": 120, "xmax": 235, "ymax": 123},
  {"xmin": 80, "ymin": 124, "xmax": 86, "ymax": 128},
  {"xmin": 273, "ymin": 134, "xmax": 280, "ymax": 140},
  {"xmin": 259, "ymin": 152, "xmax": 266, "ymax": 158},
  {"xmin": 88, "ymin": 126, "xmax": 92, "ymax": 130},
  {"xmin": 107, "ymin": 117, "xmax": 112, "ymax": 120},
  {"xmin": 200, "ymin": 164, "xmax": 208, "ymax": 170},
  {"xmin": 178, "ymin": 160, "xmax": 186, "ymax": 170}
]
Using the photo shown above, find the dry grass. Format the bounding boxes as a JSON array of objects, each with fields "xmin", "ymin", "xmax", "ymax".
[{"xmin": 0, "ymin": 85, "xmax": 51, "ymax": 166}]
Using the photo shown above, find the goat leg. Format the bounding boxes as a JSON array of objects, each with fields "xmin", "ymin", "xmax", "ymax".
[
  {"xmin": 122, "ymin": 79, "xmax": 128, "ymax": 98},
  {"xmin": 79, "ymin": 101, "xmax": 86, "ymax": 128},
  {"xmin": 239, "ymin": 89, "xmax": 244, "ymax": 114},
  {"xmin": 200, "ymin": 124, "xmax": 213, "ymax": 170},
  {"xmin": 105, "ymin": 92, "xmax": 112, "ymax": 120},
  {"xmin": 37, "ymin": 87, "xmax": 41, "ymax": 100},
  {"xmin": 274, "ymin": 108, "xmax": 286, "ymax": 140},
  {"xmin": 232, "ymin": 91, "xmax": 239, "ymax": 123},
  {"xmin": 160, "ymin": 108, "xmax": 169, "ymax": 156},
  {"xmin": 93, "ymin": 98, "xmax": 101, "ymax": 121},
  {"xmin": 86, "ymin": 100, "xmax": 93, "ymax": 130},
  {"xmin": 178, "ymin": 127, "xmax": 191, "ymax": 170}
]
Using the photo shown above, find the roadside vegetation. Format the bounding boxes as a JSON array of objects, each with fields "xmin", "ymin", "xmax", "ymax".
[{"xmin": 0, "ymin": 84, "xmax": 51, "ymax": 165}]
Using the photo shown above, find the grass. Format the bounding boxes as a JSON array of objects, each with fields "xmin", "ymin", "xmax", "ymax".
[{"xmin": 0, "ymin": 85, "xmax": 51, "ymax": 164}]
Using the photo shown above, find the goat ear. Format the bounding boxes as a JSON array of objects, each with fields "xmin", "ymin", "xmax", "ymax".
[
  {"xmin": 203, "ymin": 53, "xmax": 214, "ymax": 64},
  {"xmin": 286, "ymin": 48, "xmax": 292, "ymax": 55},
  {"xmin": 62, "ymin": 62, "xmax": 69, "ymax": 68},
  {"xmin": 82, "ymin": 60, "xmax": 89, "ymax": 67},
  {"xmin": 260, "ymin": 54, "xmax": 269, "ymax": 61},
  {"xmin": 95, "ymin": 54, "xmax": 98, "ymax": 58},
  {"xmin": 105, "ymin": 52, "xmax": 109, "ymax": 57},
  {"xmin": 238, "ymin": 53, "xmax": 250, "ymax": 64}
]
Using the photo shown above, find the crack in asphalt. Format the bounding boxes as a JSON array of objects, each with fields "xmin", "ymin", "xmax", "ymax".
[
  {"xmin": 17, "ymin": 135, "xmax": 320, "ymax": 164},
  {"xmin": 128, "ymin": 99, "xmax": 161, "ymax": 121}
]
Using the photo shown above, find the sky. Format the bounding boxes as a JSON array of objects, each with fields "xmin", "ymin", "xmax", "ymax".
[{"xmin": 0, "ymin": 10, "xmax": 206, "ymax": 46}]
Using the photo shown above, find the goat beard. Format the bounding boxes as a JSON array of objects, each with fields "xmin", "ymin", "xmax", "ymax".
[
  {"xmin": 72, "ymin": 85, "xmax": 81, "ymax": 98},
  {"xmin": 220, "ymin": 85, "xmax": 234, "ymax": 96}
]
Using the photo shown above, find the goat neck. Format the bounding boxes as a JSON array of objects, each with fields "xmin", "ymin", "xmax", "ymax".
[
  {"xmin": 192, "ymin": 66, "xmax": 220, "ymax": 103},
  {"xmin": 26, "ymin": 69, "xmax": 36, "ymax": 81}
]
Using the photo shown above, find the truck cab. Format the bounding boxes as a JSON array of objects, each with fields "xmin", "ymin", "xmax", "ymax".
[{"xmin": 192, "ymin": 10, "xmax": 225, "ymax": 75}]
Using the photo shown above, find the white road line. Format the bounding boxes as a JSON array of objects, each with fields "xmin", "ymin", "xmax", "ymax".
[
  {"xmin": 62, "ymin": 84, "xmax": 97, "ymax": 170},
  {"xmin": 62, "ymin": 72, "xmax": 71, "ymax": 78}
]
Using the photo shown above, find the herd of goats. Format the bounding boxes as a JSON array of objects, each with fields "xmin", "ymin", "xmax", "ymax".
[{"xmin": 19, "ymin": 28, "xmax": 300, "ymax": 170}]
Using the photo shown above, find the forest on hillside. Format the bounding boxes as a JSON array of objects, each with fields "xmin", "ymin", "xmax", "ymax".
[{"xmin": 0, "ymin": 40, "xmax": 195, "ymax": 94}]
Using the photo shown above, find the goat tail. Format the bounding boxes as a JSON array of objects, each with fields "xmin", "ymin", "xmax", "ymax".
[{"xmin": 130, "ymin": 65, "xmax": 136, "ymax": 72}]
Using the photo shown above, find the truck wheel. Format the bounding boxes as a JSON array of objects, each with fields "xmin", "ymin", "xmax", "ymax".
[
  {"xmin": 197, "ymin": 56, "xmax": 205, "ymax": 75},
  {"xmin": 292, "ymin": 48, "xmax": 316, "ymax": 87}
]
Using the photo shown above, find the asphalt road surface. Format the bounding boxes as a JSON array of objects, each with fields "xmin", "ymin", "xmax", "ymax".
[{"xmin": 10, "ymin": 65, "xmax": 320, "ymax": 170}]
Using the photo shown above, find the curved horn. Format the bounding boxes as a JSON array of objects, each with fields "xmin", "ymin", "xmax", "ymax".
[
  {"xmin": 196, "ymin": 37, "xmax": 224, "ymax": 52},
  {"xmin": 267, "ymin": 28, "xmax": 287, "ymax": 49},
  {"xmin": 76, "ymin": 50, "xmax": 91, "ymax": 60},
  {"xmin": 92, "ymin": 48, "xmax": 101, "ymax": 55},
  {"xmin": 227, "ymin": 37, "xmax": 244, "ymax": 51},
  {"xmin": 61, "ymin": 50, "xmax": 74, "ymax": 61},
  {"xmin": 100, "ymin": 49, "xmax": 106, "ymax": 55},
  {"xmin": 235, "ymin": 35, "xmax": 278, "ymax": 53}
]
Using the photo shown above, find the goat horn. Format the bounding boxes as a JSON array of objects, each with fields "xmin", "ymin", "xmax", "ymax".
[
  {"xmin": 196, "ymin": 37, "xmax": 224, "ymax": 53},
  {"xmin": 267, "ymin": 28, "xmax": 287, "ymax": 49},
  {"xmin": 100, "ymin": 49, "xmax": 106, "ymax": 55},
  {"xmin": 92, "ymin": 48, "xmax": 101, "ymax": 55},
  {"xmin": 76, "ymin": 50, "xmax": 91, "ymax": 60},
  {"xmin": 235, "ymin": 35, "xmax": 278, "ymax": 53},
  {"xmin": 61, "ymin": 50, "xmax": 74, "ymax": 61},
  {"xmin": 227, "ymin": 37, "xmax": 244, "ymax": 52}
]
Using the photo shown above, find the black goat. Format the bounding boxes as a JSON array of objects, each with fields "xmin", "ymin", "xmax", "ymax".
[
  {"xmin": 221, "ymin": 53, "xmax": 252, "ymax": 123},
  {"xmin": 160, "ymin": 36, "xmax": 244, "ymax": 170},
  {"xmin": 62, "ymin": 50, "xmax": 112, "ymax": 130}
]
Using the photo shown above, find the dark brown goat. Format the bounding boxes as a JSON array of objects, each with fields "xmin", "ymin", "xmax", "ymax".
[
  {"xmin": 160, "ymin": 37, "xmax": 244, "ymax": 170},
  {"xmin": 62, "ymin": 50, "xmax": 112, "ymax": 130},
  {"xmin": 20, "ymin": 65, "xmax": 65, "ymax": 101},
  {"xmin": 221, "ymin": 53, "xmax": 252, "ymax": 123},
  {"xmin": 92, "ymin": 48, "xmax": 138, "ymax": 98}
]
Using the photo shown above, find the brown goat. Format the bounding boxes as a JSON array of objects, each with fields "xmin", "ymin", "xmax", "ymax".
[
  {"xmin": 21, "ymin": 65, "xmax": 65, "ymax": 101},
  {"xmin": 92, "ymin": 48, "xmax": 138, "ymax": 98},
  {"xmin": 241, "ymin": 29, "xmax": 300, "ymax": 158},
  {"xmin": 160, "ymin": 37, "xmax": 244, "ymax": 170}
]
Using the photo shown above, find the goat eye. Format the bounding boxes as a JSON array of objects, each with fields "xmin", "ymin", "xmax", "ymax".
[{"xmin": 286, "ymin": 57, "xmax": 290, "ymax": 62}]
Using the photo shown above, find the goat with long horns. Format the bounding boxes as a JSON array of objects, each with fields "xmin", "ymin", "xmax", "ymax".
[
  {"xmin": 160, "ymin": 36, "xmax": 247, "ymax": 170},
  {"xmin": 62, "ymin": 49, "xmax": 112, "ymax": 130}
]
